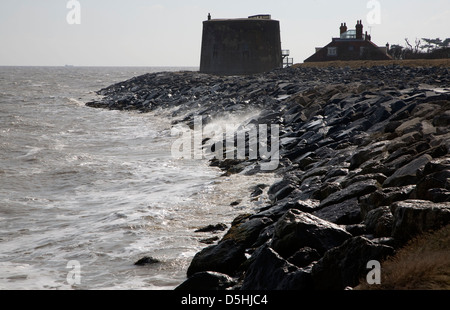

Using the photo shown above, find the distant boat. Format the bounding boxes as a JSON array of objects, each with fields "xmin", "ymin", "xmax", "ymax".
[{"xmin": 64, "ymin": 64, "xmax": 74, "ymax": 67}]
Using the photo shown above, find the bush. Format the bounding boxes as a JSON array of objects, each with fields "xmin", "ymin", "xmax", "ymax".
[{"xmin": 356, "ymin": 224, "xmax": 450, "ymax": 290}]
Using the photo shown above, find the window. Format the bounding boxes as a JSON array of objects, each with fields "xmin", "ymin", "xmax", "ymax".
[
  {"xmin": 327, "ymin": 47, "xmax": 337, "ymax": 56},
  {"xmin": 340, "ymin": 30, "xmax": 356, "ymax": 40}
]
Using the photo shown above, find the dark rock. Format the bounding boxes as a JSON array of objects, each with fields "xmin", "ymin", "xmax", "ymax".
[
  {"xmin": 241, "ymin": 244, "xmax": 313, "ymax": 290},
  {"xmin": 311, "ymin": 236, "xmax": 394, "ymax": 290},
  {"xmin": 223, "ymin": 217, "xmax": 273, "ymax": 248},
  {"xmin": 342, "ymin": 173, "xmax": 387, "ymax": 188},
  {"xmin": 134, "ymin": 256, "xmax": 160, "ymax": 266},
  {"xmin": 390, "ymin": 200, "xmax": 450, "ymax": 244},
  {"xmin": 291, "ymin": 199, "xmax": 321, "ymax": 213},
  {"xmin": 312, "ymin": 198, "xmax": 361, "ymax": 225},
  {"xmin": 287, "ymin": 247, "xmax": 321, "ymax": 268},
  {"xmin": 319, "ymin": 179, "xmax": 379, "ymax": 208},
  {"xmin": 414, "ymin": 169, "xmax": 450, "ymax": 202},
  {"xmin": 424, "ymin": 188, "xmax": 450, "ymax": 203},
  {"xmin": 195, "ymin": 223, "xmax": 227, "ymax": 233},
  {"xmin": 175, "ymin": 271, "xmax": 237, "ymax": 290},
  {"xmin": 349, "ymin": 149, "xmax": 374, "ymax": 170},
  {"xmin": 364, "ymin": 206, "xmax": 394, "ymax": 237},
  {"xmin": 271, "ymin": 184, "xmax": 296, "ymax": 202},
  {"xmin": 433, "ymin": 110, "xmax": 450, "ymax": 127},
  {"xmin": 383, "ymin": 154, "xmax": 432, "ymax": 188},
  {"xmin": 250, "ymin": 184, "xmax": 268, "ymax": 197},
  {"xmin": 186, "ymin": 239, "xmax": 247, "ymax": 277},
  {"xmin": 345, "ymin": 224, "xmax": 367, "ymax": 236},
  {"xmin": 271, "ymin": 209, "xmax": 352, "ymax": 258},
  {"xmin": 200, "ymin": 236, "xmax": 220, "ymax": 244},
  {"xmin": 370, "ymin": 237, "xmax": 397, "ymax": 248},
  {"xmin": 359, "ymin": 185, "xmax": 415, "ymax": 217},
  {"xmin": 267, "ymin": 176, "xmax": 298, "ymax": 201},
  {"xmin": 312, "ymin": 181, "xmax": 342, "ymax": 200}
]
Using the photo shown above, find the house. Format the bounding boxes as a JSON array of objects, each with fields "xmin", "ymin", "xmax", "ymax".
[{"xmin": 304, "ymin": 20, "xmax": 391, "ymax": 62}]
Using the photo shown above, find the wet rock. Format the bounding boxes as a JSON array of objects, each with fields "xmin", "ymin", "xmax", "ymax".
[
  {"xmin": 287, "ymin": 247, "xmax": 321, "ymax": 268},
  {"xmin": 195, "ymin": 223, "xmax": 228, "ymax": 233},
  {"xmin": 271, "ymin": 209, "xmax": 352, "ymax": 258},
  {"xmin": 186, "ymin": 239, "xmax": 247, "ymax": 277},
  {"xmin": 134, "ymin": 256, "xmax": 161, "ymax": 266},
  {"xmin": 175, "ymin": 271, "xmax": 237, "ymax": 290},
  {"xmin": 383, "ymin": 154, "xmax": 432, "ymax": 187},
  {"xmin": 200, "ymin": 236, "xmax": 220, "ymax": 244},
  {"xmin": 390, "ymin": 200, "xmax": 450, "ymax": 244},
  {"xmin": 241, "ymin": 244, "xmax": 313, "ymax": 290},
  {"xmin": 250, "ymin": 184, "xmax": 268, "ymax": 197},
  {"xmin": 223, "ymin": 216, "xmax": 273, "ymax": 248},
  {"xmin": 311, "ymin": 236, "xmax": 394, "ymax": 290},
  {"xmin": 267, "ymin": 176, "xmax": 298, "ymax": 202}
]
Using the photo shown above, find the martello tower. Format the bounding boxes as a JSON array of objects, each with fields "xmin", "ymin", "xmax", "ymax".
[{"xmin": 199, "ymin": 14, "xmax": 283, "ymax": 76}]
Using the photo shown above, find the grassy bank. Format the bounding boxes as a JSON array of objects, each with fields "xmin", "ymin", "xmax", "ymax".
[
  {"xmin": 356, "ymin": 225, "xmax": 450, "ymax": 290},
  {"xmin": 294, "ymin": 59, "xmax": 450, "ymax": 69}
]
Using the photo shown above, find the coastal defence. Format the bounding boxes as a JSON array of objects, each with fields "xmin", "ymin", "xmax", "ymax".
[
  {"xmin": 199, "ymin": 15, "xmax": 283, "ymax": 75},
  {"xmin": 86, "ymin": 63, "xmax": 450, "ymax": 290}
]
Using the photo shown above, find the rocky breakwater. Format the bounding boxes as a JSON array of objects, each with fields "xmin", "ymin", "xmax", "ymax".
[{"xmin": 86, "ymin": 65, "xmax": 450, "ymax": 290}]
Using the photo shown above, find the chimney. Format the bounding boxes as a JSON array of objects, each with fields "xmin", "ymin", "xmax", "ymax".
[
  {"xmin": 356, "ymin": 20, "xmax": 363, "ymax": 40},
  {"xmin": 340, "ymin": 22, "xmax": 347, "ymax": 35}
]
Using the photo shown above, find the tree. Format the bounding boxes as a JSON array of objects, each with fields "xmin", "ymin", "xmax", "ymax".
[{"xmin": 389, "ymin": 37, "xmax": 449, "ymax": 59}]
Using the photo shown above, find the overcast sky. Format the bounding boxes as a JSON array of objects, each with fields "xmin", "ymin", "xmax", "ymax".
[{"xmin": 0, "ymin": 0, "xmax": 448, "ymax": 67}]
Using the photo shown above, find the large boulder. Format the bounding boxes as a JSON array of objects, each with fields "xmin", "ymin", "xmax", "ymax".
[
  {"xmin": 186, "ymin": 239, "xmax": 246, "ymax": 277},
  {"xmin": 390, "ymin": 200, "xmax": 450, "ymax": 244},
  {"xmin": 270, "ymin": 209, "xmax": 352, "ymax": 258},
  {"xmin": 319, "ymin": 179, "xmax": 379, "ymax": 208},
  {"xmin": 186, "ymin": 215, "xmax": 273, "ymax": 277},
  {"xmin": 223, "ymin": 216, "xmax": 273, "ymax": 248},
  {"xmin": 175, "ymin": 271, "xmax": 237, "ymax": 290},
  {"xmin": 364, "ymin": 206, "xmax": 394, "ymax": 237},
  {"xmin": 241, "ymin": 244, "xmax": 313, "ymax": 290},
  {"xmin": 311, "ymin": 236, "xmax": 394, "ymax": 290},
  {"xmin": 383, "ymin": 154, "xmax": 432, "ymax": 188},
  {"xmin": 312, "ymin": 198, "xmax": 361, "ymax": 225}
]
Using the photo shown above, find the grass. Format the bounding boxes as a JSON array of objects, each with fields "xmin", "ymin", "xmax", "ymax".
[
  {"xmin": 294, "ymin": 59, "xmax": 450, "ymax": 69},
  {"xmin": 356, "ymin": 224, "xmax": 450, "ymax": 290}
]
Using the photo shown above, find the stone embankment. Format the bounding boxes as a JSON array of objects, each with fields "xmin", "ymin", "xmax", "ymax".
[{"xmin": 87, "ymin": 64, "xmax": 450, "ymax": 290}]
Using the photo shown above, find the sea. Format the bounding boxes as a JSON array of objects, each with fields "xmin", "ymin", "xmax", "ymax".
[{"xmin": 0, "ymin": 66, "xmax": 277, "ymax": 290}]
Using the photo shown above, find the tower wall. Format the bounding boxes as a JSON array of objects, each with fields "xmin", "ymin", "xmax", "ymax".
[{"xmin": 200, "ymin": 18, "xmax": 282, "ymax": 75}]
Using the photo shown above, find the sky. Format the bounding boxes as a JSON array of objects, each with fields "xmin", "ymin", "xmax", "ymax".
[{"xmin": 0, "ymin": 0, "xmax": 449, "ymax": 67}]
